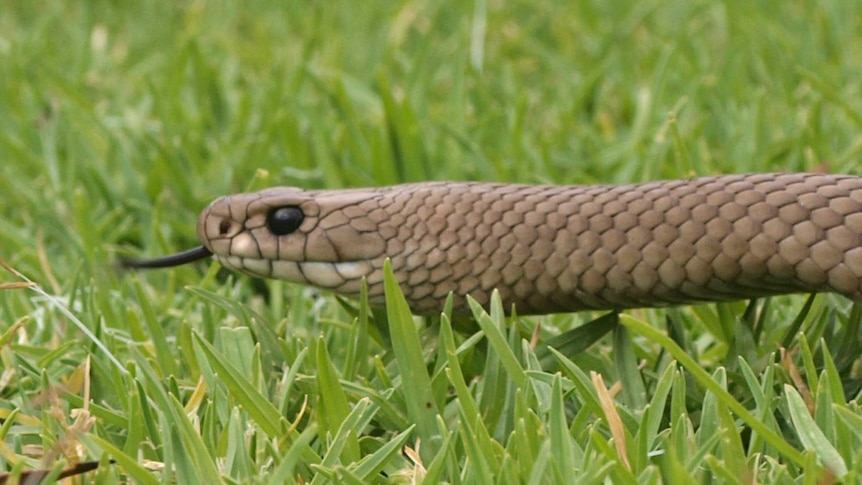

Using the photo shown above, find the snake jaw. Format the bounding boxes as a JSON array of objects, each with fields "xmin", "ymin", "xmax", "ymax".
[{"xmin": 215, "ymin": 254, "xmax": 375, "ymax": 296}]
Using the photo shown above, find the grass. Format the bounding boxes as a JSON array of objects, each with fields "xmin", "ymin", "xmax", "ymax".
[{"xmin": 2, "ymin": 0, "xmax": 862, "ymax": 483}]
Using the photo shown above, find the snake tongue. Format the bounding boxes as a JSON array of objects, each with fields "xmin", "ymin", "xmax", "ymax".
[{"xmin": 120, "ymin": 246, "xmax": 213, "ymax": 269}]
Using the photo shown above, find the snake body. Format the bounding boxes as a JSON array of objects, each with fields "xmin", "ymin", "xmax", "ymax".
[{"xmin": 149, "ymin": 172, "xmax": 862, "ymax": 316}]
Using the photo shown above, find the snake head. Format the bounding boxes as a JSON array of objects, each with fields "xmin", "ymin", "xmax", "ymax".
[{"xmin": 197, "ymin": 187, "xmax": 387, "ymax": 299}]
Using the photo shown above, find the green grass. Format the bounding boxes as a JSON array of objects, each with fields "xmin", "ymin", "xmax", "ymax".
[{"xmin": 2, "ymin": 0, "xmax": 862, "ymax": 483}]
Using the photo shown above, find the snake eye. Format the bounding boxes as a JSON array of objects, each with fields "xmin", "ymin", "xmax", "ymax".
[{"xmin": 267, "ymin": 206, "xmax": 304, "ymax": 235}]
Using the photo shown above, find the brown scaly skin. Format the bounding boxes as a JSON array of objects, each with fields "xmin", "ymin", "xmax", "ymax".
[{"xmin": 194, "ymin": 173, "xmax": 862, "ymax": 315}]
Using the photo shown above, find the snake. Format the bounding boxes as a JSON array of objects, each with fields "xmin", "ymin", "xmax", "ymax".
[{"xmin": 123, "ymin": 173, "xmax": 862, "ymax": 315}]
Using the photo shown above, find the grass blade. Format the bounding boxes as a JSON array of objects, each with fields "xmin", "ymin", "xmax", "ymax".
[
  {"xmin": 192, "ymin": 333, "xmax": 287, "ymax": 437},
  {"xmin": 383, "ymin": 259, "xmax": 439, "ymax": 456},
  {"xmin": 620, "ymin": 314, "xmax": 805, "ymax": 466},
  {"xmin": 785, "ymin": 384, "xmax": 847, "ymax": 478}
]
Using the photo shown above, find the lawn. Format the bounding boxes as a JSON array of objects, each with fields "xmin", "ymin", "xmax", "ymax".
[{"xmin": 2, "ymin": 0, "xmax": 862, "ymax": 483}]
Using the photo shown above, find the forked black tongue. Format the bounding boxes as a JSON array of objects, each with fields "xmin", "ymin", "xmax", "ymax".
[{"xmin": 120, "ymin": 246, "xmax": 213, "ymax": 269}]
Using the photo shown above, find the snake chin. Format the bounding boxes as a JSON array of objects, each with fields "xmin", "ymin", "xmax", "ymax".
[{"xmin": 217, "ymin": 255, "xmax": 374, "ymax": 291}]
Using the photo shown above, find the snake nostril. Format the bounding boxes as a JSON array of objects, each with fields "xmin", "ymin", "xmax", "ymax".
[{"xmin": 218, "ymin": 219, "xmax": 232, "ymax": 235}]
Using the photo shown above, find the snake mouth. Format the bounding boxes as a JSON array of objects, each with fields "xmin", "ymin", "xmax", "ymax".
[
  {"xmin": 216, "ymin": 255, "xmax": 374, "ymax": 290},
  {"xmin": 120, "ymin": 246, "xmax": 214, "ymax": 269},
  {"xmin": 121, "ymin": 245, "xmax": 374, "ymax": 292}
]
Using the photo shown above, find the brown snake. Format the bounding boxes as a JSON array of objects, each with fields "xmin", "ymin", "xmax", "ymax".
[{"xmin": 123, "ymin": 173, "xmax": 862, "ymax": 315}]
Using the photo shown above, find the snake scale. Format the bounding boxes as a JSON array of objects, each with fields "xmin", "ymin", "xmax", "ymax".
[{"xmin": 124, "ymin": 173, "xmax": 862, "ymax": 315}]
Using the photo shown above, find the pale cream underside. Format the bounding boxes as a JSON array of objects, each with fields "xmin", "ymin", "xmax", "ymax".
[{"xmin": 218, "ymin": 256, "xmax": 373, "ymax": 290}]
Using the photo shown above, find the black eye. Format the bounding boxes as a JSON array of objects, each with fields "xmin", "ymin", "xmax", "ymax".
[{"xmin": 267, "ymin": 206, "xmax": 304, "ymax": 235}]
